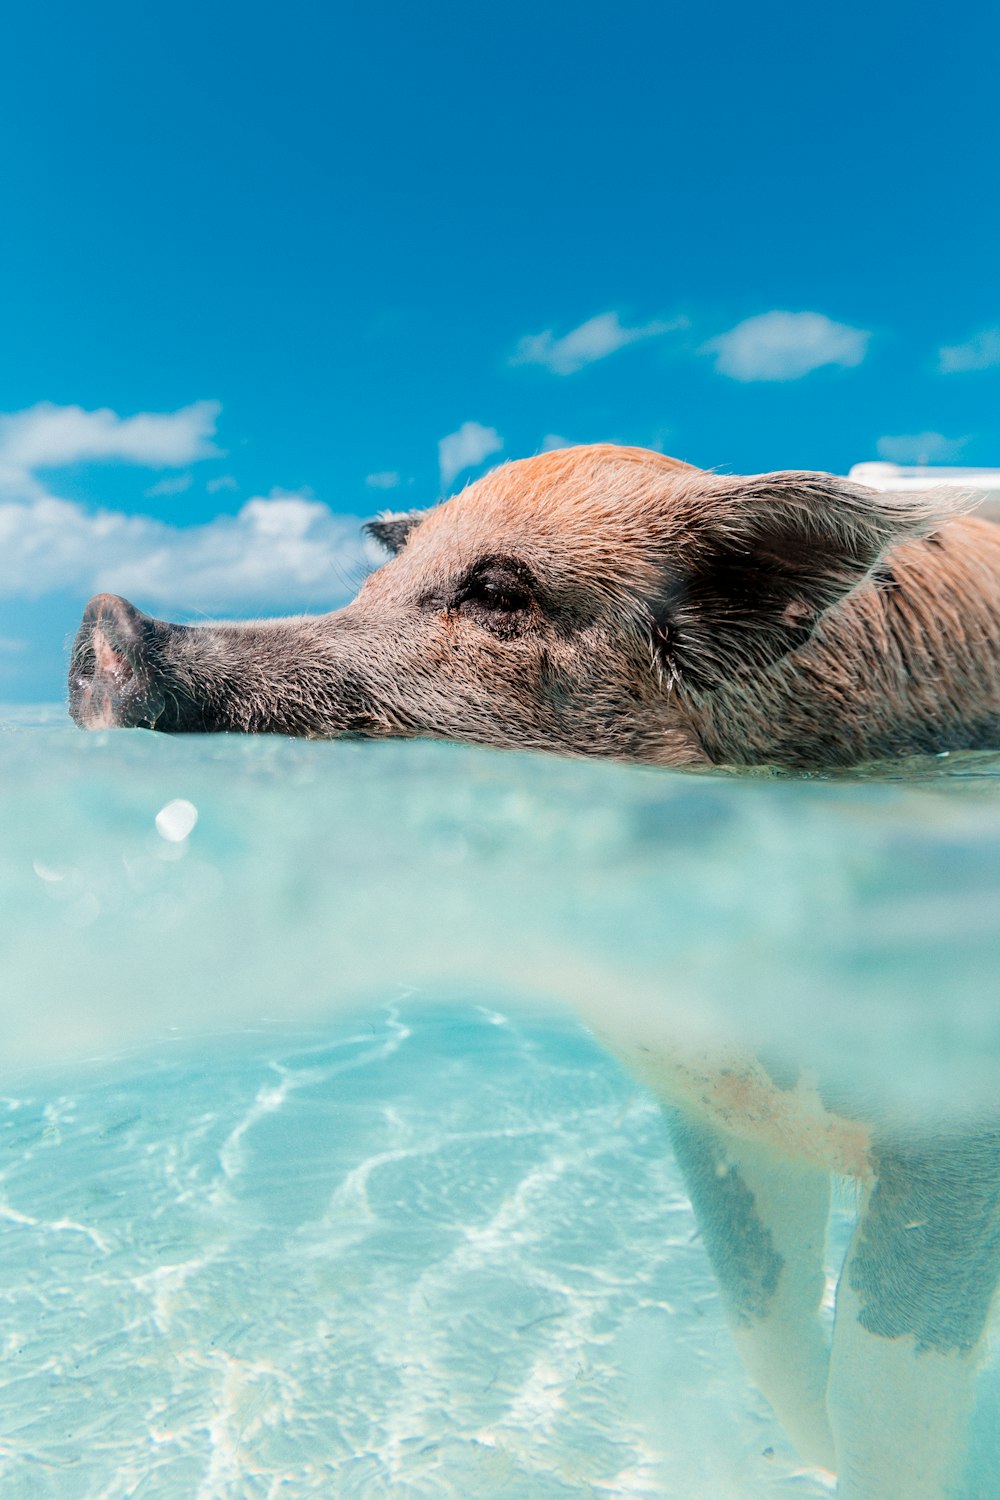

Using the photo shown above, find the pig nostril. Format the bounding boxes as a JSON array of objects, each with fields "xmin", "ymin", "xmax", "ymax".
[{"xmin": 92, "ymin": 625, "xmax": 136, "ymax": 682}]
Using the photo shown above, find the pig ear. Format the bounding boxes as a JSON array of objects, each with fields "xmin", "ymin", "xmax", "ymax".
[
  {"xmin": 651, "ymin": 471, "xmax": 958, "ymax": 687},
  {"xmin": 363, "ymin": 510, "xmax": 426, "ymax": 555}
]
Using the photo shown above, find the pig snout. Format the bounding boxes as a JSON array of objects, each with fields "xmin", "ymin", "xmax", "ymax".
[
  {"xmin": 69, "ymin": 594, "xmax": 167, "ymax": 730},
  {"xmin": 68, "ymin": 597, "xmax": 383, "ymax": 737}
]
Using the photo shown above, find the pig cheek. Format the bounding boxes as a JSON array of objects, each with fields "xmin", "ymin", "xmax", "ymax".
[
  {"xmin": 420, "ymin": 617, "xmax": 544, "ymax": 718},
  {"xmin": 422, "ymin": 611, "xmax": 506, "ymax": 670}
]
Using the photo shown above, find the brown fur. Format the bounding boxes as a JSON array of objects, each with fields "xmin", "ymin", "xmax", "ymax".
[{"xmin": 69, "ymin": 444, "xmax": 1000, "ymax": 767}]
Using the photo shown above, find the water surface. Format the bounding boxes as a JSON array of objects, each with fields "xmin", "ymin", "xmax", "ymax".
[{"xmin": 2, "ymin": 709, "xmax": 999, "ymax": 1496}]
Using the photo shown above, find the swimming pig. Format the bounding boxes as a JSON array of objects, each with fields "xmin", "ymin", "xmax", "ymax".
[
  {"xmin": 68, "ymin": 444, "xmax": 1000, "ymax": 767},
  {"xmin": 67, "ymin": 444, "xmax": 1000, "ymax": 1495}
]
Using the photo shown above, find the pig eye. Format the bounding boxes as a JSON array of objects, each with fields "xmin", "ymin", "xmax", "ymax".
[
  {"xmin": 452, "ymin": 556, "xmax": 538, "ymax": 638},
  {"xmin": 465, "ymin": 576, "xmax": 531, "ymax": 611}
]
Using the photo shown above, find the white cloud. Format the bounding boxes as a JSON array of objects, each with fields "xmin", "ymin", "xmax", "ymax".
[
  {"xmin": 0, "ymin": 399, "xmax": 220, "ymax": 474},
  {"xmin": 365, "ymin": 470, "xmax": 401, "ymax": 490},
  {"xmin": 438, "ymin": 421, "xmax": 503, "ymax": 491},
  {"xmin": 512, "ymin": 311, "xmax": 683, "ymax": 376},
  {"xmin": 541, "ymin": 434, "xmax": 573, "ymax": 451},
  {"xmin": 0, "ymin": 490, "xmax": 371, "ymax": 612},
  {"xmin": 938, "ymin": 327, "xmax": 1000, "ymax": 374},
  {"xmin": 0, "ymin": 398, "xmax": 375, "ymax": 614},
  {"xmin": 206, "ymin": 474, "xmax": 239, "ymax": 494},
  {"xmin": 145, "ymin": 473, "xmax": 193, "ymax": 498},
  {"xmin": 703, "ymin": 311, "xmax": 870, "ymax": 382},
  {"xmin": 875, "ymin": 432, "xmax": 968, "ymax": 465}
]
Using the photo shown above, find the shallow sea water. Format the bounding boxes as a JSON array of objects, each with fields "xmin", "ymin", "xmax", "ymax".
[{"xmin": 2, "ymin": 708, "xmax": 1000, "ymax": 1498}]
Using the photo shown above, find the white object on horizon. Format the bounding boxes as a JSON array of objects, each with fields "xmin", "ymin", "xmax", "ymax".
[{"xmin": 849, "ymin": 462, "xmax": 1000, "ymax": 523}]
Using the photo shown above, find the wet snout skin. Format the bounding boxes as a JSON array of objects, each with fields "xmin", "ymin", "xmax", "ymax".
[
  {"xmin": 65, "ymin": 444, "xmax": 1000, "ymax": 766},
  {"xmin": 69, "ymin": 594, "xmax": 167, "ymax": 731}
]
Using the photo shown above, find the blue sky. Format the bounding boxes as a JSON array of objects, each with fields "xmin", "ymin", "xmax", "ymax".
[{"xmin": 1, "ymin": 0, "xmax": 998, "ymax": 699}]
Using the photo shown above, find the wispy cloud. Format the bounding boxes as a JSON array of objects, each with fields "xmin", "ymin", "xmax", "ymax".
[
  {"xmin": 512, "ymin": 311, "xmax": 683, "ymax": 376},
  {"xmin": 206, "ymin": 474, "xmax": 239, "ymax": 494},
  {"xmin": 938, "ymin": 327, "xmax": 1000, "ymax": 374},
  {"xmin": 0, "ymin": 490, "xmax": 371, "ymax": 612},
  {"xmin": 875, "ymin": 432, "xmax": 968, "ymax": 465},
  {"xmin": 438, "ymin": 421, "xmax": 503, "ymax": 491},
  {"xmin": 365, "ymin": 470, "xmax": 401, "ymax": 490},
  {"xmin": 0, "ymin": 400, "xmax": 222, "ymax": 515},
  {"xmin": 145, "ymin": 473, "xmax": 193, "ymax": 498},
  {"xmin": 703, "ymin": 311, "xmax": 870, "ymax": 382},
  {"xmin": 0, "ymin": 400, "xmax": 220, "ymax": 483}
]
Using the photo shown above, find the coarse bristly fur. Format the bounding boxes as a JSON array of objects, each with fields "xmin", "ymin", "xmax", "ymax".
[{"xmin": 68, "ymin": 443, "xmax": 1000, "ymax": 768}]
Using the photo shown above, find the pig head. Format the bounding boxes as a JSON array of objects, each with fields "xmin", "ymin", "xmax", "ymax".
[{"xmin": 68, "ymin": 444, "xmax": 1000, "ymax": 768}]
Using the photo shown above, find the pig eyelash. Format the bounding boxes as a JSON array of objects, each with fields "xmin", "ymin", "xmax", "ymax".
[
  {"xmin": 460, "ymin": 575, "xmax": 532, "ymax": 612},
  {"xmin": 451, "ymin": 557, "xmax": 539, "ymax": 630},
  {"xmin": 454, "ymin": 554, "xmax": 535, "ymax": 597}
]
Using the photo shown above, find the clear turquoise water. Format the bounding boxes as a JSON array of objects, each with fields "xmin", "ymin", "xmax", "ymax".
[{"xmin": 2, "ymin": 708, "xmax": 1000, "ymax": 1497}]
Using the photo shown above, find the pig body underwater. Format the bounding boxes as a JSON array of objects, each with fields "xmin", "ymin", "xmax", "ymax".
[
  {"xmin": 69, "ymin": 444, "xmax": 1000, "ymax": 766},
  {"xmin": 68, "ymin": 445, "xmax": 1000, "ymax": 1497}
]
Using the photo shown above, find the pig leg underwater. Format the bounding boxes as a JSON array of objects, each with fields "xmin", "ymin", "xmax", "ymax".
[
  {"xmin": 669, "ymin": 1112, "xmax": 1000, "ymax": 1496},
  {"xmin": 827, "ymin": 1128, "xmax": 1000, "ymax": 1500},
  {"xmin": 666, "ymin": 1111, "xmax": 837, "ymax": 1471}
]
